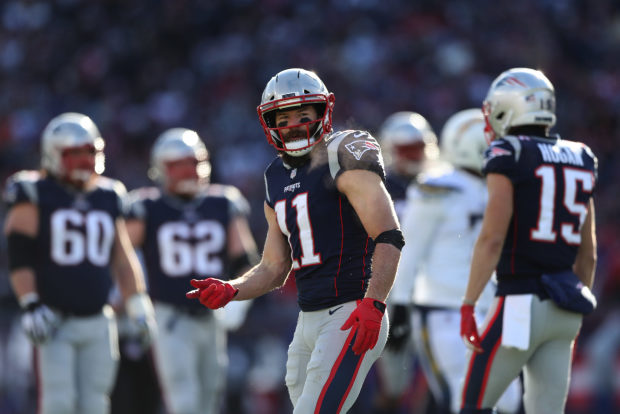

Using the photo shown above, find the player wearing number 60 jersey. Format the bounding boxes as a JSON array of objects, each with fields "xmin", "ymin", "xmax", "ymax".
[
  {"xmin": 3, "ymin": 112, "xmax": 155, "ymax": 414},
  {"xmin": 125, "ymin": 128, "xmax": 258, "ymax": 414},
  {"xmin": 187, "ymin": 68, "xmax": 403, "ymax": 414},
  {"xmin": 459, "ymin": 68, "xmax": 598, "ymax": 414}
]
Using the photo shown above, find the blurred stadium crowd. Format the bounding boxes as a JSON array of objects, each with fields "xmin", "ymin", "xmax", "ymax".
[{"xmin": 0, "ymin": 0, "xmax": 619, "ymax": 413}]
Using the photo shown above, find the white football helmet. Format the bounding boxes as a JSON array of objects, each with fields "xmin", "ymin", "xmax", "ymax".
[
  {"xmin": 257, "ymin": 68, "xmax": 335, "ymax": 157},
  {"xmin": 440, "ymin": 108, "xmax": 487, "ymax": 173},
  {"xmin": 149, "ymin": 128, "xmax": 211, "ymax": 194},
  {"xmin": 378, "ymin": 111, "xmax": 438, "ymax": 177},
  {"xmin": 41, "ymin": 112, "xmax": 105, "ymax": 181},
  {"xmin": 483, "ymin": 67, "xmax": 556, "ymax": 142}
]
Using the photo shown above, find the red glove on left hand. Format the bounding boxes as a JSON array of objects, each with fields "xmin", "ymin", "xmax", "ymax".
[
  {"xmin": 460, "ymin": 304, "xmax": 483, "ymax": 353},
  {"xmin": 340, "ymin": 298, "xmax": 386, "ymax": 355},
  {"xmin": 186, "ymin": 278, "xmax": 238, "ymax": 309}
]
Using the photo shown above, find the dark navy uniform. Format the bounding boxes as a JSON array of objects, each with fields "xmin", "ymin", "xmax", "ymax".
[
  {"xmin": 461, "ymin": 135, "xmax": 597, "ymax": 413},
  {"xmin": 5, "ymin": 171, "xmax": 125, "ymax": 315},
  {"xmin": 264, "ymin": 130, "xmax": 385, "ymax": 312},
  {"xmin": 126, "ymin": 183, "xmax": 249, "ymax": 414},
  {"xmin": 485, "ymin": 135, "xmax": 597, "ymax": 287},
  {"xmin": 270, "ymin": 130, "xmax": 391, "ymax": 414},
  {"xmin": 127, "ymin": 184, "xmax": 248, "ymax": 309},
  {"xmin": 4, "ymin": 170, "xmax": 126, "ymax": 414}
]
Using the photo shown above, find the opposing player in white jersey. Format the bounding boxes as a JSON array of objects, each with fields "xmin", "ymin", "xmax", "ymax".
[
  {"xmin": 390, "ymin": 109, "xmax": 522, "ymax": 413},
  {"xmin": 125, "ymin": 128, "xmax": 258, "ymax": 414},
  {"xmin": 374, "ymin": 111, "xmax": 439, "ymax": 413}
]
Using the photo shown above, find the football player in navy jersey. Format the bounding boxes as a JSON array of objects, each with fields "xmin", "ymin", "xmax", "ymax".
[
  {"xmin": 125, "ymin": 128, "xmax": 259, "ymax": 414},
  {"xmin": 373, "ymin": 111, "xmax": 439, "ymax": 413},
  {"xmin": 187, "ymin": 68, "xmax": 403, "ymax": 413},
  {"xmin": 459, "ymin": 68, "xmax": 598, "ymax": 414},
  {"xmin": 2, "ymin": 112, "xmax": 156, "ymax": 414}
]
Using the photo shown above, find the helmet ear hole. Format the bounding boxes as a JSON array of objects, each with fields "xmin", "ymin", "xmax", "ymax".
[{"xmin": 496, "ymin": 112, "xmax": 505, "ymax": 120}]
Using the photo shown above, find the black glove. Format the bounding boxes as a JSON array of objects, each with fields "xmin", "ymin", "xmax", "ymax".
[{"xmin": 385, "ymin": 304, "xmax": 411, "ymax": 352}]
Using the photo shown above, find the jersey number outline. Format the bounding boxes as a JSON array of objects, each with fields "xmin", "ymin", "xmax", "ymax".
[
  {"xmin": 157, "ymin": 221, "xmax": 226, "ymax": 277},
  {"xmin": 51, "ymin": 209, "xmax": 115, "ymax": 266},
  {"xmin": 531, "ymin": 166, "xmax": 593, "ymax": 244},
  {"xmin": 274, "ymin": 192, "xmax": 321, "ymax": 269}
]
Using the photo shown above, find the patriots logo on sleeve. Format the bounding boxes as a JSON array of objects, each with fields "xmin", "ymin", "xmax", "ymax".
[
  {"xmin": 345, "ymin": 139, "xmax": 380, "ymax": 161},
  {"xmin": 486, "ymin": 145, "xmax": 512, "ymax": 160}
]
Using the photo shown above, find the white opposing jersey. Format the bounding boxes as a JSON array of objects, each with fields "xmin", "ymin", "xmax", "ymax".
[{"xmin": 391, "ymin": 165, "xmax": 495, "ymax": 309}]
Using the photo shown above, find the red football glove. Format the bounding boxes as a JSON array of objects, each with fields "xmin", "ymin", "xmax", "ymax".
[
  {"xmin": 186, "ymin": 278, "xmax": 238, "ymax": 309},
  {"xmin": 460, "ymin": 304, "xmax": 483, "ymax": 353},
  {"xmin": 340, "ymin": 298, "xmax": 386, "ymax": 355}
]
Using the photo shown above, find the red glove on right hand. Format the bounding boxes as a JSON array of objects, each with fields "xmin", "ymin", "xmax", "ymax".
[
  {"xmin": 186, "ymin": 278, "xmax": 238, "ymax": 309},
  {"xmin": 341, "ymin": 298, "xmax": 386, "ymax": 355},
  {"xmin": 460, "ymin": 304, "xmax": 483, "ymax": 353}
]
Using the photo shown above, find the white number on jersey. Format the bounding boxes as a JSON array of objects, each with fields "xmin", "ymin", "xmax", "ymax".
[
  {"xmin": 274, "ymin": 192, "xmax": 321, "ymax": 269},
  {"xmin": 531, "ymin": 166, "xmax": 594, "ymax": 244},
  {"xmin": 157, "ymin": 221, "xmax": 226, "ymax": 277},
  {"xmin": 51, "ymin": 209, "xmax": 115, "ymax": 266}
]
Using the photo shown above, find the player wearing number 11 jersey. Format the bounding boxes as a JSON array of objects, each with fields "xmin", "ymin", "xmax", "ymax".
[
  {"xmin": 125, "ymin": 128, "xmax": 258, "ymax": 414},
  {"xmin": 187, "ymin": 68, "xmax": 403, "ymax": 413},
  {"xmin": 459, "ymin": 68, "xmax": 598, "ymax": 414}
]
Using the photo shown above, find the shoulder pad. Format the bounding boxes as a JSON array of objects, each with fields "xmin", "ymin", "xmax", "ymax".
[
  {"xmin": 96, "ymin": 176, "xmax": 128, "ymax": 197},
  {"xmin": 326, "ymin": 130, "xmax": 385, "ymax": 180},
  {"xmin": 3, "ymin": 170, "xmax": 41, "ymax": 206},
  {"xmin": 416, "ymin": 166, "xmax": 463, "ymax": 193}
]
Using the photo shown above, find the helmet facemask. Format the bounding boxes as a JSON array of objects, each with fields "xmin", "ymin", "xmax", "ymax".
[
  {"xmin": 257, "ymin": 68, "xmax": 335, "ymax": 158},
  {"xmin": 41, "ymin": 112, "xmax": 105, "ymax": 188}
]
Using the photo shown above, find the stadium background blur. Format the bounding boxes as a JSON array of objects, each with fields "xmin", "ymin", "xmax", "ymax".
[{"xmin": 0, "ymin": 1, "xmax": 618, "ymax": 413}]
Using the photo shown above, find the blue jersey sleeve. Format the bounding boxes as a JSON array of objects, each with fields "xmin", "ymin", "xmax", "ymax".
[{"xmin": 482, "ymin": 139, "xmax": 519, "ymax": 181}]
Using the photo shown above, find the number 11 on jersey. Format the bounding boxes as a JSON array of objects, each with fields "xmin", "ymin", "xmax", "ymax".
[{"xmin": 274, "ymin": 193, "xmax": 321, "ymax": 269}]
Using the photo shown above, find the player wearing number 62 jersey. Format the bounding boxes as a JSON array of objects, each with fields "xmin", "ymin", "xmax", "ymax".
[
  {"xmin": 3, "ymin": 112, "xmax": 155, "ymax": 414},
  {"xmin": 187, "ymin": 68, "xmax": 403, "ymax": 414},
  {"xmin": 459, "ymin": 68, "xmax": 598, "ymax": 414},
  {"xmin": 125, "ymin": 128, "xmax": 258, "ymax": 414}
]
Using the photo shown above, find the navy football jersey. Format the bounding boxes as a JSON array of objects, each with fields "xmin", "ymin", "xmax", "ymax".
[
  {"xmin": 3, "ymin": 171, "xmax": 126, "ymax": 315},
  {"xmin": 264, "ymin": 130, "xmax": 386, "ymax": 312},
  {"xmin": 127, "ymin": 184, "xmax": 249, "ymax": 309},
  {"xmin": 482, "ymin": 135, "xmax": 598, "ymax": 277}
]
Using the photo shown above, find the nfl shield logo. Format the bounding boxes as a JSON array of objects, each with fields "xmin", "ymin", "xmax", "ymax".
[{"xmin": 290, "ymin": 169, "xmax": 297, "ymax": 179}]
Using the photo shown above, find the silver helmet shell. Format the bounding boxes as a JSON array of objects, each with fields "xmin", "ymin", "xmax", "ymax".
[
  {"xmin": 483, "ymin": 67, "xmax": 556, "ymax": 141},
  {"xmin": 378, "ymin": 111, "xmax": 438, "ymax": 176},
  {"xmin": 257, "ymin": 68, "xmax": 335, "ymax": 157},
  {"xmin": 440, "ymin": 108, "xmax": 487, "ymax": 173},
  {"xmin": 149, "ymin": 128, "xmax": 211, "ymax": 191},
  {"xmin": 41, "ymin": 112, "xmax": 105, "ymax": 178}
]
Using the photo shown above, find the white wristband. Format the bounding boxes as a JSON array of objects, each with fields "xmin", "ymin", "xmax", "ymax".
[{"xmin": 18, "ymin": 292, "xmax": 40, "ymax": 309}]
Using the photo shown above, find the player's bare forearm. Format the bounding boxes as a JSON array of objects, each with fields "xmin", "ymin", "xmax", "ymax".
[
  {"xmin": 10, "ymin": 268, "xmax": 37, "ymax": 301},
  {"xmin": 229, "ymin": 202, "xmax": 293, "ymax": 301},
  {"xmin": 229, "ymin": 260, "xmax": 291, "ymax": 301},
  {"xmin": 112, "ymin": 219, "xmax": 147, "ymax": 299},
  {"xmin": 365, "ymin": 243, "xmax": 401, "ymax": 302},
  {"xmin": 464, "ymin": 234, "xmax": 502, "ymax": 303},
  {"xmin": 464, "ymin": 174, "xmax": 512, "ymax": 304},
  {"xmin": 573, "ymin": 199, "xmax": 597, "ymax": 288}
]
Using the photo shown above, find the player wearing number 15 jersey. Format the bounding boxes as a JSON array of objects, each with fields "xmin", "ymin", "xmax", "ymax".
[
  {"xmin": 3, "ymin": 112, "xmax": 155, "ymax": 414},
  {"xmin": 459, "ymin": 68, "xmax": 598, "ymax": 414},
  {"xmin": 187, "ymin": 68, "xmax": 403, "ymax": 413},
  {"xmin": 125, "ymin": 128, "xmax": 258, "ymax": 414}
]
